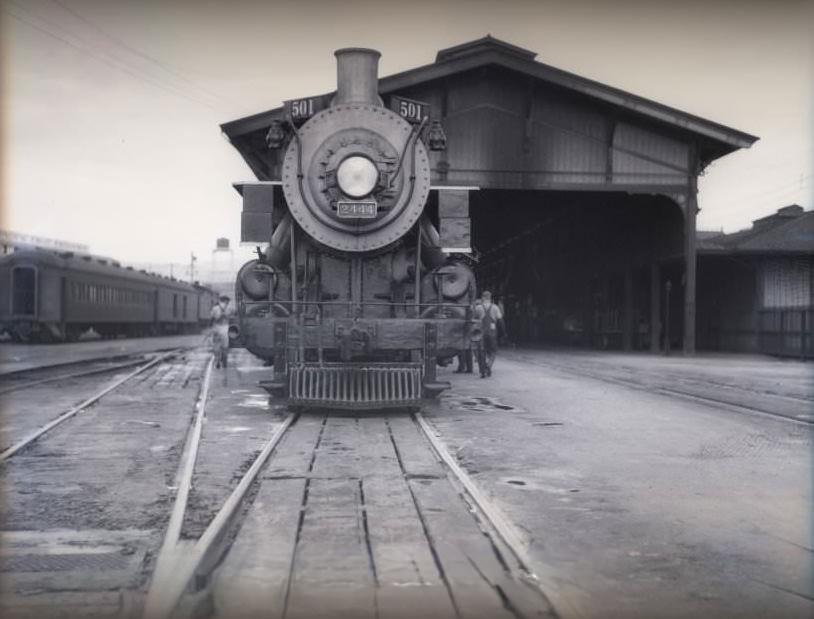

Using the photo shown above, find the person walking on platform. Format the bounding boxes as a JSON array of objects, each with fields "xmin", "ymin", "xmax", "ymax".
[
  {"xmin": 209, "ymin": 295, "xmax": 233, "ymax": 369},
  {"xmin": 454, "ymin": 347, "xmax": 474, "ymax": 374},
  {"xmin": 473, "ymin": 291, "xmax": 504, "ymax": 378},
  {"xmin": 455, "ymin": 300, "xmax": 477, "ymax": 374}
]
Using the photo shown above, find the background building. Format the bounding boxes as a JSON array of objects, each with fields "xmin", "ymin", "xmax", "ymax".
[
  {"xmin": 697, "ymin": 205, "xmax": 813, "ymax": 357},
  {"xmin": 1, "ymin": 230, "xmax": 89, "ymax": 255}
]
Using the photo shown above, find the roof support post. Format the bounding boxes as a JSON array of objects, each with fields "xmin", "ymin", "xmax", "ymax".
[
  {"xmin": 683, "ymin": 151, "xmax": 699, "ymax": 355},
  {"xmin": 622, "ymin": 265, "xmax": 634, "ymax": 351},
  {"xmin": 650, "ymin": 261, "xmax": 661, "ymax": 353}
]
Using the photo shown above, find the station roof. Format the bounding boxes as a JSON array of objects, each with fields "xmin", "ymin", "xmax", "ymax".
[
  {"xmin": 698, "ymin": 205, "xmax": 814, "ymax": 254},
  {"xmin": 221, "ymin": 35, "xmax": 758, "ymax": 164}
]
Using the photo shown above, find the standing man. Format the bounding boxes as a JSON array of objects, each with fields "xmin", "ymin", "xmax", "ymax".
[
  {"xmin": 455, "ymin": 298, "xmax": 479, "ymax": 374},
  {"xmin": 209, "ymin": 295, "xmax": 232, "ymax": 369},
  {"xmin": 473, "ymin": 291, "xmax": 505, "ymax": 378}
]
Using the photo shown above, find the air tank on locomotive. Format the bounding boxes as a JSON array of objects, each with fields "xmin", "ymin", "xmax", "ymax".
[{"xmin": 230, "ymin": 47, "xmax": 476, "ymax": 408}]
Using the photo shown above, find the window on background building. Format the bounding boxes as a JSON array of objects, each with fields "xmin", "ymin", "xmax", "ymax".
[
  {"xmin": 762, "ymin": 257, "xmax": 811, "ymax": 309},
  {"xmin": 173, "ymin": 294, "xmax": 178, "ymax": 318}
]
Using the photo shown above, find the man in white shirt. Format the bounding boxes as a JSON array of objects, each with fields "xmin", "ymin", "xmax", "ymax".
[{"xmin": 209, "ymin": 295, "xmax": 232, "ymax": 369}]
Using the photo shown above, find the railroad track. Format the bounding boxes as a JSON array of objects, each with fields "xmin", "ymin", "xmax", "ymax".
[
  {"xmin": 515, "ymin": 355, "xmax": 814, "ymax": 426},
  {"xmin": 0, "ymin": 349, "xmax": 185, "ymax": 462},
  {"xmin": 0, "ymin": 354, "xmax": 164, "ymax": 396},
  {"xmin": 143, "ymin": 367, "xmax": 559, "ymax": 619}
]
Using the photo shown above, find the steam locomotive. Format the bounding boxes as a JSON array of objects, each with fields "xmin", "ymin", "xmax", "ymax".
[{"xmin": 229, "ymin": 48, "xmax": 476, "ymax": 408}]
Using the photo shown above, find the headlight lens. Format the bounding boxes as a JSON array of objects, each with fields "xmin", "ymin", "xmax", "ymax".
[{"xmin": 336, "ymin": 155, "xmax": 378, "ymax": 198}]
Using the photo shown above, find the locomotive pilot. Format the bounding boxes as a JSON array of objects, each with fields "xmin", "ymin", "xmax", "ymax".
[
  {"xmin": 473, "ymin": 291, "xmax": 505, "ymax": 378},
  {"xmin": 209, "ymin": 295, "xmax": 233, "ymax": 369}
]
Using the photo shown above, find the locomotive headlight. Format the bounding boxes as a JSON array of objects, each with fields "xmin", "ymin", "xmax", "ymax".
[{"xmin": 336, "ymin": 155, "xmax": 379, "ymax": 198}]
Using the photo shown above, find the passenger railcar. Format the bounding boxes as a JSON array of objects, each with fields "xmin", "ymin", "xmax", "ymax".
[
  {"xmin": 0, "ymin": 248, "xmax": 217, "ymax": 342},
  {"xmin": 229, "ymin": 48, "xmax": 476, "ymax": 409}
]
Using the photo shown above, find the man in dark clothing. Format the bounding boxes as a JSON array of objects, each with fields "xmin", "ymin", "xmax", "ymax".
[
  {"xmin": 473, "ymin": 291, "xmax": 504, "ymax": 377},
  {"xmin": 454, "ymin": 348, "xmax": 474, "ymax": 374}
]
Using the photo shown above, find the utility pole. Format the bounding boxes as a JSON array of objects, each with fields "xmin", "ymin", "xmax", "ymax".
[{"xmin": 190, "ymin": 252, "xmax": 197, "ymax": 283}]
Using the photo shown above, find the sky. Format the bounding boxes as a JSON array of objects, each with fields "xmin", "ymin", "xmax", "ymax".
[{"xmin": 1, "ymin": 0, "xmax": 812, "ymax": 264}]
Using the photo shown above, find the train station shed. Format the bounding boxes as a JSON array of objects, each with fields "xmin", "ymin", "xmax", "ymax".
[{"xmin": 222, "ymin": 36, "xmax": 759, "ymax": 354}]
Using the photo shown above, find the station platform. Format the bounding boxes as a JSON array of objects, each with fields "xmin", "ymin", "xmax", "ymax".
[
  {"xmin": 427, "ymin": 347, "xmax": 813, "ymax": 618},
  {"xmin": 496, "ymin": 346, "xmax": 813, "ymax": 421},
  {"xmin": 0, "ymin": 334, "xmax": 204, "ymax": 376}
]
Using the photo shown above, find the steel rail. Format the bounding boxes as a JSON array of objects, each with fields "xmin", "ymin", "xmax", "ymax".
[
  {"xmin": 536, "ymin": 359, "xmax": 814, "ymax": 426},
  {"xmin": 413, "ymin": 411, "xmax": 582, "ymax": 619},
  {"xmin": 0, "ymin": 345, "xmax": 188, "ymax": 380},
  {"xmin": 0, "ymin": 357, "xmax": 150, "ymax": 396},
  {"xmin": 143, "ymin": 411, "xmax": 298, "ymax": 619},
  {"xmin": 153, "ymin": 354, "xmax": 215, "ymax": 573},
  {"xmin": 0, "ymin": 349, "xmax": 181, "ymax": 463},
  {"xmin": 412, "ymin": 412, "xmax": 532, "ymax": 570}
]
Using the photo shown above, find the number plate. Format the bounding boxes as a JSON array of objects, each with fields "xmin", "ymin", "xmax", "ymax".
[
  {"xmin": 284, "ymin": 96, "xmax": 328, "ymax": 123},
  {"xmin": 337, "ymin": 201, "xmax": 377, "ymax": 219},
  {"xmin": 390, "ymin": 95, "xmax": 429, "ymax": 124}
]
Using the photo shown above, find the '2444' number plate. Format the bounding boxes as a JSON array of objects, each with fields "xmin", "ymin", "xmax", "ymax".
[{"xmin": 337, "ymin": 201, "xmax": 377, "ymax": 219}]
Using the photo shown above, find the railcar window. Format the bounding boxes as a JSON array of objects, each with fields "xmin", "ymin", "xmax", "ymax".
[
  {"xmin": 173, "ymin": 294, "xmax": 178, "ymax": 318},
  {"xmin": 12, "ymin": 267, "xmax": 36, "ymax": 315},
  {"xmin": 183, "ymin": 295, "xmax": 188, "ymax": 318}
]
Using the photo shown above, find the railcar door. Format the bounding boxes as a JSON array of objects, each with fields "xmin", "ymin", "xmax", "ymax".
[{"xmin": 11, "ymin": 266, "xmax": 37, "ymax": 318}]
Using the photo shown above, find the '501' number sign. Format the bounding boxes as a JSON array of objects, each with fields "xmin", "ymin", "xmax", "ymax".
[
  {"xmin": 285, "ymin": 96, "xmax": 328, "ymax": 123},
  {"xmin": 390, "ymin": 96, "xmax": 429, "ymax": 124}
]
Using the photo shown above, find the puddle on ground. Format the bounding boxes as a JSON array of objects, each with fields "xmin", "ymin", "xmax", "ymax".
[
  {"xmin": 238, "ymin": 395, "xmax": 270, "ymax": 409},
  {"xmin": 442, "ymin": 394, "xmax": 524, "ymax": 413}
]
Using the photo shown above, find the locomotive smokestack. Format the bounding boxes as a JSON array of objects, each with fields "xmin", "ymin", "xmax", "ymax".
[{"xmin": 334, "ymin": 48, "xmax": 383, "ymax": 106}]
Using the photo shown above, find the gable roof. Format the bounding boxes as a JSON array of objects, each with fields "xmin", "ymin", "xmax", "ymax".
[
  {"xmin": 698, "ymin": 205, "xmax": 814, "ymax": 254},
  {"xmin": 221, "ymin": 35, "xmax": 758, "ymax": 162}
]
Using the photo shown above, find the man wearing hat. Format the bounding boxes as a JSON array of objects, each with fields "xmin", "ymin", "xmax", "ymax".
[
  {"xmin": 472, "ymin": 291, "xmax": 504, "ymax": 378},
  {"xmin": 209, "ymin": 295, "xmax": 233, "ymax": 369}
]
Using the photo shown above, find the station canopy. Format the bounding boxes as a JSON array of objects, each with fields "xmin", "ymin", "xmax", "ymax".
[{"xmin": 221, "ymin": 35, "xmax": 757, "ymax": 187}]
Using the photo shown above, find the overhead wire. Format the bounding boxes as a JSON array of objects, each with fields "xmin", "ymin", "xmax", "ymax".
[
  {"xmin": 2, "ymin": 1, "xmax": 224, "ymax": 112},
  {"xmin": 700, "ymin": 173, "xmax": 812, "ymax": 213},
  {"xmin": 49, "ymin": 0, "xmax": 238, "ymax": 109}
]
